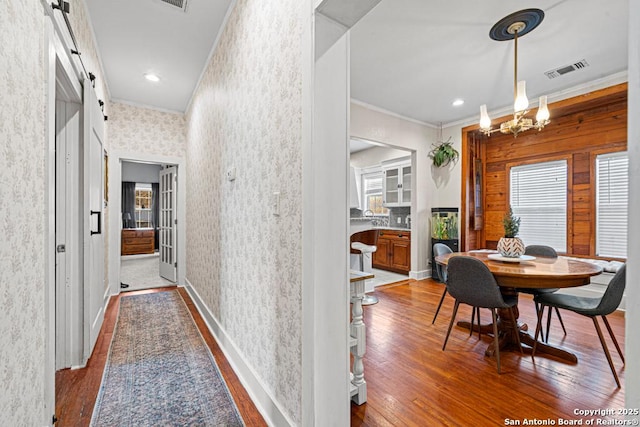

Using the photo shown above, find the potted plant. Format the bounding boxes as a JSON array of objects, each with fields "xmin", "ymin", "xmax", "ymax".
[
  {"xmin": 428, "ymin": 138, "xmax": 459, "ymax": 167},
  {"xmin": 497, "ymin": 206, "xmax": 525, "ymax": 257}
]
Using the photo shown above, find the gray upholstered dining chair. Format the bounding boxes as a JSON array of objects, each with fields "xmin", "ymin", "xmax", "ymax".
[
  {"xmin": 518, "ymin": 245, "xmax": 566, "ymax": 342},
  {"xmin": 432, "ymin": 243, "xmax": 453, "ymax": 324},
  {"xmin": 532, "ymin": 263, "xmax": 626, "ymax": 388},
  {"xmin": 442, "ymin": 256, "xmax": 522, "ymax": 374}
]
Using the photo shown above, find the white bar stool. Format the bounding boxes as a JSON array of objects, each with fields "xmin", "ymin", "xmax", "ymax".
[{"xmin": 351, "ymin": 242, "xmax": 379, "ymax": 305}]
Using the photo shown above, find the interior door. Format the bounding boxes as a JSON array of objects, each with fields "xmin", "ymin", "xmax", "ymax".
[
  {"xmin": 159, "ymin": 166, "xmax": 177, "ymax": 282},
  {"xmin": 83, "ymin": 78, "xmax": 105, "ymax": 362}
]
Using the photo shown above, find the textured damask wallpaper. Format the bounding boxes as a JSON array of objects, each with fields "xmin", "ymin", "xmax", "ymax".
[
  {"xmin": 68, "ymin": 0, "xmax": 110, "ymax": 117},
  {"xmin": 185, "ymin": 0, "xmax": 303, "ymax": 424},
  {"xmin": 108, "ymin": 102, "xmax": 186, "ymax": 156},
  {"xmin": 0, "ymin": 1, "xmax": 46, "ymax": 424}
]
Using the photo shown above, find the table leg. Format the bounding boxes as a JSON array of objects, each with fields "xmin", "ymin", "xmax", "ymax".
[{"xmin": 455, "ymin": 287, "xmax": 578, "ymax": 364}]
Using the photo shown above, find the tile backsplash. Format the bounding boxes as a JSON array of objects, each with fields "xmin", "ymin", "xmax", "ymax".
[
  {"xmin": 389, "ymin": 207, "xmax": 411, "ymax": 228},
  {"xmin": 351, "ymin": 207, "xmax": 410, "ymax": 228}
]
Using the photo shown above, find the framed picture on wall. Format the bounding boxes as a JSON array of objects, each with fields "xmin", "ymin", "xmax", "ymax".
[
  {"xmin": 473, "ymin": 158, "xmax": 483, "ymax": 230},
  {"xmin": 104, "ymin": 149, "xmax": 109, "ymax": 206}
]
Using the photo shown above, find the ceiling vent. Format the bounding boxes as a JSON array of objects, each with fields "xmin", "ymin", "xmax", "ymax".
[
  {"xmin": 544, "ymin": 59, "xmax": 590, "ymax": 79},
  {"xmin": 154, "ymin": 0, "xmax": 188, "ymax": 12}
]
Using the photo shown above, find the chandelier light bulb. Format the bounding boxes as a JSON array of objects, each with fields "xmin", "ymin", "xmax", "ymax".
[
  {"xmin": 536, "ymin": 95, "xmax": 550, "ymax": 122},
  {"xmin": 479, "ymin": 104, "xmax": 492, "ymax": 130},
  {"xmin": 514, "ymin": 80, "xmax": 529, "ymax": 112}
]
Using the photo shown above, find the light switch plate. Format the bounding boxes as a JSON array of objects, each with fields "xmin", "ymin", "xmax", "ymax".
[{"xmin": 273, "ymin": 191, "xmax": 280, "ymax": 216}]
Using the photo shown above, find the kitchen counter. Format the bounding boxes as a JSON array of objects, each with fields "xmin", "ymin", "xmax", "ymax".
[
  {"xmin": 374, "ymin": 226, "xmax": 410, "ymax": 231},
  {"xmin": 350, "ymin": 219, "xmax": 411, "ymax": 235}
]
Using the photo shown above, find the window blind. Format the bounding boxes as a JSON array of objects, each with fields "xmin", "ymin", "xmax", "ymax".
[
  {"xmin": 596, "ymin": 152, "xmax": 628, "ymax": 258},
  {"xmin": 362, "ymin": 172, "xmax": 388, "ymax": 214},
  {"xmin": 510, "ymin": 160, "xmax": 567, "ymax": 252}
]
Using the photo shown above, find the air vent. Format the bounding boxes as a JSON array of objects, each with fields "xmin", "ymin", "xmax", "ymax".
[
  {"xmin": 154, "ymin": 0, "xmax": 188, "ymax": 12},
  {"xmin": 544, "ymin": 59, "xmax": 590, "ymax": 79}
]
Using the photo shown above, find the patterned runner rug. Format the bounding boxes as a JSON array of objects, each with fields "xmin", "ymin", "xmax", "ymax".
[{"xmin": 90, "ymin": 291, "xmax": 244, "ymax": 426}]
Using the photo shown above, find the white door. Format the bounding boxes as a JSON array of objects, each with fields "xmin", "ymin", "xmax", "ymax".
[
  {"xmin": 159, "ymin": 166, "xmax": 177, "ymax": 282},
  {"xmin": 83, "ymin": 79, "xmax": 105, "ymax": 362}
]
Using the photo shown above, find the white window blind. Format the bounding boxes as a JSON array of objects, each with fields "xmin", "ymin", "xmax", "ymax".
[
  {"xmin": 362, "ymin": 172, "xmax": 388, "ymax": 215},
  {"xmin": 596, "ymin": 152, "xmax": 628, "ymax": 258},
  {"xmin": 510, "ymin": 160, "xmax": 567, "ymax": 252}
]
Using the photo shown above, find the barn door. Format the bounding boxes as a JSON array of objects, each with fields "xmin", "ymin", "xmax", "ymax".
[{"xmin": 83, "ymin": 79, "xmax": 105, "ymax": 362}]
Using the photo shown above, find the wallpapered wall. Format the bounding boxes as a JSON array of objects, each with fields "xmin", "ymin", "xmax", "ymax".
[
  {"xmin": 108, "ymin": 102, "xmax": 186, "ymax": 156},
  {"xmin": 0, "ymin": 0, "xmax": 110, "ymax": 423},
  {"xmin": 185, "ymin": 0, "xmax": 303, "ymax": 424},
  {"xmin": 0, "ymin": 1, "xmax": 46, "ymax": 424}
]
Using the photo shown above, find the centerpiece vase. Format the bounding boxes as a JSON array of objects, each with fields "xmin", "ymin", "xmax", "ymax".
[{"xmin": 497, "ymin": 237, "xmax": 525, "ymax": 258}]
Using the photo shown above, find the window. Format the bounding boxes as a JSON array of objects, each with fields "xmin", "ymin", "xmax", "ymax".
[
  {"xmin": 510, "ymin": 160, "xmax": 567, "ymax": 252},
  {"xmin": 135, "ymin": 184, "xmax": 152, "ymax": 228},
  {"xmin": 596, "ymin": 152, "xmax": 628, "ymax": 258},
  {"xmin": 362, "ymin": 172, "xmax": 388, "ymax": 215}
]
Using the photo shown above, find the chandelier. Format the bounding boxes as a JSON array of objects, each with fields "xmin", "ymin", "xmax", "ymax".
[{"xmin": 479, "ymin": 9, "xmax": 550, "ymax": 138}]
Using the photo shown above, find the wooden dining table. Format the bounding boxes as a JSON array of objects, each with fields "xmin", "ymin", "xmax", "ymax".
[{"xmin": 434, "ymin": 250, "xmax": 603, "ymax": 363}]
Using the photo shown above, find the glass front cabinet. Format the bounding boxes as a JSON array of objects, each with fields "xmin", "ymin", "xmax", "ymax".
[{"xmin": 382, "ymin": 160, "xmax": 411, "ymax": 207}]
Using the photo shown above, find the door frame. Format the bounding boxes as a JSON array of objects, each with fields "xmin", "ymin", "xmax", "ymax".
[
  {"xmin": 108, "ymin": 152, "xmax": 186, "ymax": 295},
  {"xmin": 44, "ymin": 12, "xmax": 84, "ymax": 425}
]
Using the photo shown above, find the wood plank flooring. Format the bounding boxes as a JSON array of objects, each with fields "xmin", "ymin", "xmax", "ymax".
[
  {"xmin": 351, "ymin": 279, "xmax": 626, "ymax": 426},
  {"xmin": 55, "ymin": 287, "xmax": 266, "ymax": 427},
  {"xmin": 56, "ymin": 279, "xmax": 625, "ymax": 426}
]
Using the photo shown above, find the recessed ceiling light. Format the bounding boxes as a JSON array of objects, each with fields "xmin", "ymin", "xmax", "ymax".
[
  {"xmin": 452, "ymin": 99, "xmax": 464, "ymax": 107},
  {"xmin": 144, "ymin": 73, "xmax": 160, "ymax": 82}
]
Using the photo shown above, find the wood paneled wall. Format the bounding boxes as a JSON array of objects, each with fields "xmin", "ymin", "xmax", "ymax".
[{"xmin": 461, "ymin": 83, "xmax": 627, "ymax": 257}]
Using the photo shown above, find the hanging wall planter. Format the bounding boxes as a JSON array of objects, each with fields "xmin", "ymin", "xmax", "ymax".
[{"xmin": 429, "ymin": 137, "xmax": 460, "ymax": 167}]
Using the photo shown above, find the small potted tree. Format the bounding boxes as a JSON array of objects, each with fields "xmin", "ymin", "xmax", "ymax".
[{"xmin": 497, "ymin": 207, "xmax": 525, "ymax": 257}]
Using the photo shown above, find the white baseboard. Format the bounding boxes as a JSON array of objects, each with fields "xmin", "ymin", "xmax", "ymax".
[
  {"xmin": 183, "ymin": 278, "xmax": 293, "ymax": 427},
  {"xmin": 410, "ymin": 269, "xmax": 430, "ymax": 280}
]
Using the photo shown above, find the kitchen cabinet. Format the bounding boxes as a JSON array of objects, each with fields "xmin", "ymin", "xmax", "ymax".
[
  {"xmin": 121, "ymin": 228, "xmax": 155, "ymax": 255},
  {"xmin": 372, "ymin": 229, "xmax": 411, "ymax": 274},
  {"xmin": 382, "ymin": 161, "xmax": 411, "ymax": 207}
]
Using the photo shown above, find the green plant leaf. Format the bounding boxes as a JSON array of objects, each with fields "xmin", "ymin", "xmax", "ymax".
[{"xmin": 429, "ymin": 139, "xmax": 459, "ymax": 168}]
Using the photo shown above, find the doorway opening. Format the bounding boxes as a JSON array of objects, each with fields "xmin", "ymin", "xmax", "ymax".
[
  {"xmin": 349, "ymin": 138, "xmax": 415, "ymax": 290},
  {"xmin": 119, "ymin": 160, "xmax": 178, "ymax": 293}
]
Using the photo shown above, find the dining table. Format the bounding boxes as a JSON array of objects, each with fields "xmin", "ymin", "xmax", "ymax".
[{"xmin": 434, "ymin": 250, "xmax": 603, "ymax": 363}]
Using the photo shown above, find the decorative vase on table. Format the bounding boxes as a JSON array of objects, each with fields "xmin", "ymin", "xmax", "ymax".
[{"xmin": 497, "ymin": 207, "xmax": 525, "ymax": 258}]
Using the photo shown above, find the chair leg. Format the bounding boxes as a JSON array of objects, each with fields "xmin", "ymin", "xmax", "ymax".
[
  {"xmin": 469, "ymin": 307, "xmax": 476, "ymax": 337},
  {"xmin": 532, "ymin": 304, "xmax": 545, "ymax": 359},
  {"xmin": 510, "ymin": 307, "xmax": 523, "ymax": 354},
  {"xmin": 432, "ymin": 288, "xmax": 447, "ymax": 324},
  {"xmin": 592, "ymin": 316, "xmax": 621, "ymax": 388},
  {"xmin": 443, "ymin": 300, "xmax": 460, "ymax": 351},
  {"xmin": 491, "ymin": 309, "xmax": 501, "ymax": 374},
  {"xmin": 554, "ymin": 307, "xmax": 567, "ymax": 336},
  {"xmin": 601, "ymin": 315, "xmax": 625, "ymax": 364},
  {"xmin": 544, "ymin": 305, "xmax": 553, "ymax": 343},
  {"xmin": 476, "ymin": 307, "xmax": 482, "ymax": 340}
]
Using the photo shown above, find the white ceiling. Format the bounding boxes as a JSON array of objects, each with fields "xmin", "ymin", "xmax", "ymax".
[
  {"xmin": 86, "ymin": 0, "xmax": 232, "ymax": 112},
  {"xmin": 86, "ymin": 0, "xmax": 629, "ymax": 125},
  {"xmin": 350, "ymin": 0, "xmax": 629, "ymax": 126}
]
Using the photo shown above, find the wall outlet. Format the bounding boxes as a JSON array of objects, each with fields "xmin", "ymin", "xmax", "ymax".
[
  {"xmin": 226, "ymin": 168, "xmax": 236, "ymax": 181},
  {"xmin": 397, "ymin": 217, "xmax": 401, "ymax": 224}
]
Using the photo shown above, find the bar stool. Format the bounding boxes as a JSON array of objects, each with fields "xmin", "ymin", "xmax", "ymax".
[{"xmin": 351, "ymin": 242, "xmax": 379, "ymax": 305}]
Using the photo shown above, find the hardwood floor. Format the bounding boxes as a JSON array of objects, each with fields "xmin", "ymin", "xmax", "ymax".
[
  {"xmin": 55, "ymin": 286, "xmax": 266, "ymax": 427},
  {"xmin": 56, "ymin": 280, "xmax": 625, "ymax": 426},
  {"xmin": 351, "ymin": 279, "xmax": 626, "ymax": 426}
]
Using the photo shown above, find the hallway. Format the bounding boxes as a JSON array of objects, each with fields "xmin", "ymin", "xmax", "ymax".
[{"xmin": 54, "ymin": 287, "xmax": 266, "ymax": 426}]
